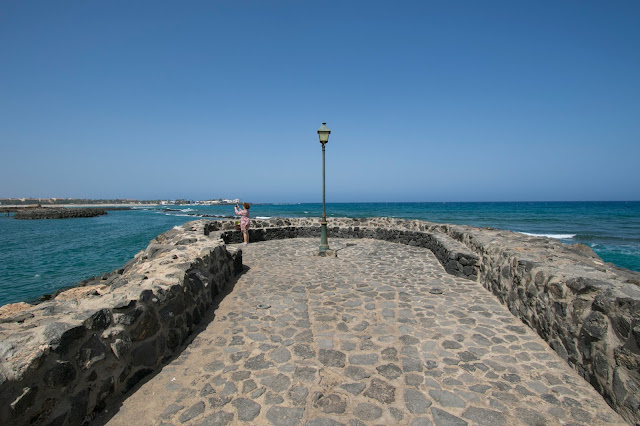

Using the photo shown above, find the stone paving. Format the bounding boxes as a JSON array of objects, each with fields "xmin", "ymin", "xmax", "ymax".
[{"xmin": 101, "ymin": 238, "xmax": 625, "ymax": 426}]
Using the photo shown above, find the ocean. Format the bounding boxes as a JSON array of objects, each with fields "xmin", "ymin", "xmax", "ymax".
[{"xmin": 1, "ymin": 201, "xmax": 638, "ymax": 307}]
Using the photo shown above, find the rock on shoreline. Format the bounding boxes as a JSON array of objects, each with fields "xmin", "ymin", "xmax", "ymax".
[{"xmin": 13, "ymin": 207, "xmax": 108, "ymax": 220}]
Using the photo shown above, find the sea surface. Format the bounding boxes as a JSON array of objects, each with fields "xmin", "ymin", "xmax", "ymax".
[{"xmin": 1, "ymin": 201, "xmax": 639, "ymax": 307}]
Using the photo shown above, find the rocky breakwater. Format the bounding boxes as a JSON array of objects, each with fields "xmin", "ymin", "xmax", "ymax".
[
  {"xmin": 13, "ymin": 208, "xmax": 107, "ymax": 220},
  {"xmin": 0, "ymin": 221, "xmax": 242, "ymax": 426},
  {"xmin": 206, "ymin": 216, "xmax": 640, "ymax": 423}
]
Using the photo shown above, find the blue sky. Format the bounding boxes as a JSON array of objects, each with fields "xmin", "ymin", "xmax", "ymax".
[{"xmin": 1, "ymin": 1, "xmax": 638, "ymax": 203}]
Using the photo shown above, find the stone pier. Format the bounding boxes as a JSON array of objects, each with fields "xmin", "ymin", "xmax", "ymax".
[
  {"xmin": 102, "ymin": 238, "xmax": 623, "ymax": 425},
  {"xmin": 1, "ymin": 217, "xmax": 638, "ymax": 425}
]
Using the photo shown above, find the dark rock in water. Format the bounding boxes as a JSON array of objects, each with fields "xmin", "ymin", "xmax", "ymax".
[{"xmin": 14, "ymin": 208, "xmax": 107, "ymax": 220}]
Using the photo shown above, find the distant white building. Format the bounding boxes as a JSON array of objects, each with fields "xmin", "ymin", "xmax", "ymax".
[{"xmin": 194, "ymin": 198, "xmax": 241, "ymax": 205}]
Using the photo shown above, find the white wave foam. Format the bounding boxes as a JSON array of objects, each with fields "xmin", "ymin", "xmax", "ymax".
[
  {"xmin": 181, "ymin": 208, "xmax": 194, "ymax": 212},
  {"xmin": 256, "ymin": 216, "xmax": 272, "ymax": 219},
  {"xmin": 521, "ymin": 232, "xmax": 576, "ymax": 239}
]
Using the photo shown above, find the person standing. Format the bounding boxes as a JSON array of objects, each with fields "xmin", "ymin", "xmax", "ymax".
[{"xmin": 234, "ymin": 203, "xmax": 251, "ymax": 244}]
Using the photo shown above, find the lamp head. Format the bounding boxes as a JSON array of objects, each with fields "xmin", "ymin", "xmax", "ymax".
[{"xmin": 317, "ymin": 123, "xmax": 331, "ymax": 144}]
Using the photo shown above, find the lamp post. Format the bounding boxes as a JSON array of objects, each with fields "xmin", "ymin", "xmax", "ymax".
[{"xmin": 317, "ymin": 123, "xmax": 331, "ymax": 253}]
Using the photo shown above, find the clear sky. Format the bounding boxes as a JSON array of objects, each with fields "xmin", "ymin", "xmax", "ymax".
[{"xmin": 1, "ymin": 1, "xmax": 638, "ymax": 203}]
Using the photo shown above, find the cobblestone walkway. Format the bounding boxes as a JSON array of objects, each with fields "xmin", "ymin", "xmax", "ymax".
[{"xmin": 104, "ymin": 238, "xmax": 624, "ymax": 425}]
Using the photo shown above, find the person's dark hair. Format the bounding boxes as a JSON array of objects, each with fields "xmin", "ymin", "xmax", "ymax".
[{"xmin": 243, "ymin": 203, "xmax": 250, "ymax": 209}]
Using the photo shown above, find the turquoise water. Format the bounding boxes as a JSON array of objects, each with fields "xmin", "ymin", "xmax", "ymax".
[{"xmin": 1, "ymin": 202, "xmax": 638, "ymax": 306}]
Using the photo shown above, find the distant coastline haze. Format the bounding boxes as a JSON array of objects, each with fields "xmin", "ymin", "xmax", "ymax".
[{"xmin": 0, "ymin": 1, "xmax": 639, "ymax": 203}]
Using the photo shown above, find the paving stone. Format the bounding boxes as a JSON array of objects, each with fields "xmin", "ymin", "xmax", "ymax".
[
  {"xmin": 571, "ymin": 407, "xmax": 592, "ymax": 423},
  {"xmin": 244, "ymin": 353, "xmax": 273, "ymax": 370},
  {"xmin": 161, "ymin": 403, "xmax": 184, "ymax": 419},
  {"xmin": 220, "ymin": 381, "xmax": 237, "ymax": 396},
  {"xmin": 458, "ymin": 351, "xmax": 479, "ymax": 362},
  {"xmin": 319, "ymin": 349, "xmax": 346, "ymax": 367},
  {"xmin": 402, "ymin": 357, "xmax": 423, "ymax": 372},
  {"xmin": 349, "ymin": 353, "xmax": 378, "ymax": 365},
  {"xmin": 230, "ymin": 351, "xmax": 249, "ymax": 362},
  {"xmin": 295, "ymin": 330, "xmax": 314, "ymax": 343},
  {"xmin": 515, "ymin": 407, "xmax": 548, "ymax": 425},
  {"xmin": 390, "ymin": 407, "xmax": 404, "ymax": 420},
  {"xmin": 305, "ymin": 419, "xmax": 346, "ymax": 426},
  {"xmin": 353, "ymin": 402, "xmax": 382, "ymax": 421},
  {"xmin": 341, "ymin": 382, "xmax": 366, "ymax": 395},
  {"xmin": 353, "ymin": 321, "xmax": 369, "ymax": 331},
  {"xmin": 429, "ymin": 390, "xmax": 466, "ymax": 408},
  {"xmin": 406, "ymin": 373, "xmax": 424, "ymax": 386},
  {"xmin": 266, "ymin": 406, "xmax": 304, "ymax": 426},
  {"xmin": 242, "ymin": 379, "xmax": 257, "ymax": 394},
  {"xmin": 400, "ymin": 335, "xmax": 420, "ymax": 345},
  {"xmin": 250, "ymin": 387, "xmax": 266, "ymax": 399},
  {"xmin": 270, "ymin": 347, "xmax": 292, "ymax": 363},
  {"xmin": 341, "ymin": 341, "xmax": 357, "ymax": 351},
  {"xmin": 289, "ymin": 385, "xmax": 309, "ymax": 406},
  {"xmin": 231, "ymin": 370, "xmax": 251, "ymax": 381},
  {"xmin": 179, "ymin": 401, "xmax": 205, "ymax": 423},
  {"xmin": 411, "ymin": 419, "xmax": 434, "ymax": 426},
  {"xmin": 431, "ymin": 407, "xmax": 468, "ymax": 425},
  {"xmin": 364, "ymin": 378, "xmax": 396, "ymax": 404},
  {"xmin": 405, "ymin": 388, "xmax": 432, "ymax": 414},
  {"xmin": 382, "ymin": 347, "xmax": 398, "ymax": 360},
  {"xmin": 294, "ymin": 344, "xmax": 316, "ymax": 359},
  {"xmin": 313, "ymin": 393, "xmax": 347, "ymax": 414},
  {"xmin": 265, "ymin": 391, "xmax": 284, "ymax": 405},
  {"xmin": 247, "ymin": 333, "xmax": 268, "ymax": 341},
  {"xmin": 208, "ymin": 395, "xmax": 232, "ymax": 408},
  {"xmin": 196, "ymin": 411, "xmax": 234, "ymax": 426},
  {"xmin": 469, "ymin": 384, "xmax": 491, "ymax": 394},
  {"xmin": 261, "ymin": 373, "xmax": 290, "ymax": 392},
  {"xmin": 442, "ymin": 340, "xmax": 462, "ymax": 350},
  {"xmin": 293, "ymin": 366, "xmax": 317, "ymax": 382},
  {"xmin": 376, "ymin": 363, "xmax": 402, "ymax": 380},
  {"xmin": 344, "ymin": 366, "xmax": 370, "ymax": 380},
  {"xmin": 462, "ymin": 407, "xmax": 506, "ymax": 425},
  {"xmin": 204, "ymin": 360, "xmax": 225, "ymax": 372},
  {"xmin": 541, "ymin": 393, "xmax": 561, "ymax": 405},
  {"xmin": 231, "ymin": 398, "xmax": 261, "ymax": 421},
  {"xmin": 502, "ymin": 373, "xmax": 521, "ymax": 383}
]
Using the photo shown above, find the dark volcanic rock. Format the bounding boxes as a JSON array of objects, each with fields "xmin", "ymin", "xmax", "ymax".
[{"xmin": 14, "ymin": 208, "xmax": 107, "ymax": 220}]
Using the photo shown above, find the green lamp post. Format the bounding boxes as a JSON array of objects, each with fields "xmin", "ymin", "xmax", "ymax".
[{"xmin": 317, "ymin": 122, "xmax": 331, "ymax": 253}]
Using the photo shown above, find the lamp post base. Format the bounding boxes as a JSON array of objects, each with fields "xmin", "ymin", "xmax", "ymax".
[
  {"xmin": 319, "ymin": 219, "xmax": 329, "ymax": 253},
  {"xmin": 314, "ymin": 248, "xmax": 337, "ymax": 257}
]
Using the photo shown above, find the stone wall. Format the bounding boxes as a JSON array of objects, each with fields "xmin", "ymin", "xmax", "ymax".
[
  {"xmin": 208, "ymin": 219, "xmax": 480, "ymax": 281},
  {"xmin": 1, "ymin": 216, "xmax": 639, "ymax": 424},
  {"xmin": 0, "ymin": 221, "xmax": 241, "ymax": 425},
  {"xmin": 207, "ymin": 217, "xmax": 640, "ymax": 423}
]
